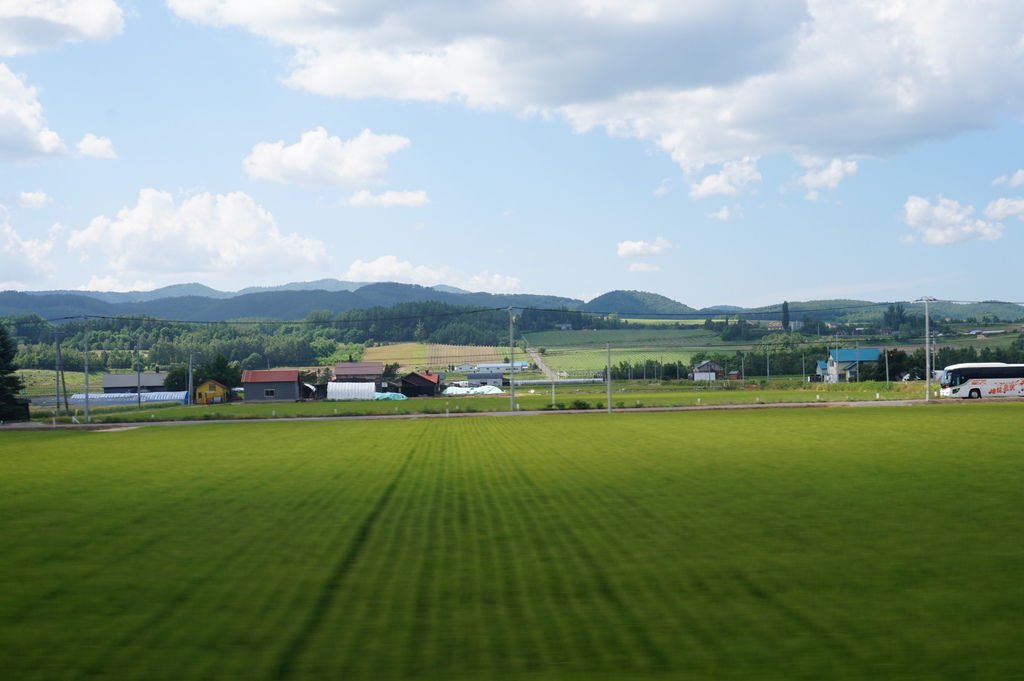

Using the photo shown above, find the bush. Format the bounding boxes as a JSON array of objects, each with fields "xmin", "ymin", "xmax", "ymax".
[{"xmin": 571, "ymin": 399, "xmax": 590, "ymax": 410}]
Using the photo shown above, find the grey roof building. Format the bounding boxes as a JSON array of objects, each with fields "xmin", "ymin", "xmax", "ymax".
[{"xmin": 102, "ymin": 372, "xmax": 166, "ymax": 393}]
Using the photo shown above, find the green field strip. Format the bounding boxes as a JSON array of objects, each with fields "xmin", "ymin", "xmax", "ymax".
[
  {"xmin": 471, "ymin": 418, "xmax": 647, "ymax": 674},
  {"xmin": 500, "ymin": 432, "xmax": 679, "ymax": 674},
  {"xmin": 473, "ymin": 429, "xmax": 553, "ymax": 674},
  {"xmin": 477, "ymin": 427, "xmax": 600, "ymax": 672},
  {"xmin": 270, "ymin": 437, "xmax": 420, "ymax": 680},
  {"xmin": 528, "ymin": 430, "xmax": 730, "ymax": 670}
]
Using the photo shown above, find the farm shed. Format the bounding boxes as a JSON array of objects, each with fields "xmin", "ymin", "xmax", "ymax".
[
  {"xmin": 242, "ymin": 369, "xmax": 302, "ymax": 401},
  {"xmin": 332, "ymin": 361, "xmax": 385, "ymax": 385},
  {"xmin": 467, "ymin": 372, "xmax": 504, "ymax": 387},
  {"xmin": 826, "ymin": 348, "xmax": 881, "ymax": 383},
  {"xmin": 476, "ymin": 361, "xmax": 529, "ymax": 373},
  {"xmin": 102, "ymin": 372, "xmax": 166, "ymax": 393},
  {"xmin": 327, "ymin": 382, "xmax": 376, "ymax": 401},
  {"xmin": 195, "ymin": 379, "xmax": 229, "ymax": 405},
  {"xmin": 692, "ymin": 360, "xmax": 724, "ymax": 381},
  {"xmin": 401, "ymin": 371, "xmax": 441, "ymax": 397}
]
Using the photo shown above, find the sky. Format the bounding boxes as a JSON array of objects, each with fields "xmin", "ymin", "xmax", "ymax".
[{"xmin": 1, "ymin": 0, "xmax": 1023, "ymax": 309}]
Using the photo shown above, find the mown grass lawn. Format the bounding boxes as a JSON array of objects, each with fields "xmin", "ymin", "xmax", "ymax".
[{"xmin": 2, "ymin": 404, "xmax": 1022, "ymax": 680}]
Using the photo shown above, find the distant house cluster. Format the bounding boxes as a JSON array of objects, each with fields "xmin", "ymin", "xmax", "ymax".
[
  {"xmin": 819, "ymin": 348, "xmax": 882, "ymax": 383},
  {"xmin": 240, "ymin": 361, "xmax": 444, "ymax": 402}
]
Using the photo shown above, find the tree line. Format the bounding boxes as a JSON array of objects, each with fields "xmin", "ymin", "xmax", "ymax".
[{"xmin": 4, "ymin": 301, "xmax": 511, "ymax": 372}]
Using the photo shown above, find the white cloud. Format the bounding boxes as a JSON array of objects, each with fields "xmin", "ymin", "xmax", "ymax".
[
  {"xmin": 76, "ymin": 133, "xmax": 117, "ymax": 159},
  {"xmin": 799, "ymin": 158, "xmax": 857, "ymax": 200},
  {"xmin": 243, "ymin": 127, "xmax": 411, "ymax": 186},
  {"xmin": 343, "ymin": 254, "xmax": 519, "ymax": 293},
  {"xmin": 653, "ymin": 179, "xmax": 669, "ymax": 198},
  {"xmin": 903, "ymin": 195, "xmax": 1003, "ymax": 245},
  {"xmin": 707, "ymin": 206, "xmax": 731, "ymax": 221},
  {"xmin": 19, "ymin": 190, "xmax": 50, "ymax": 207},
  {"xmin": 347, "ymin": 189, "xmax": 429, "ymax": 207},
  {"xmin": 689, "ymin": 157, "xmax": 760, "ymax": 198},
  {"xmin": 984, "ymin": 198, "xmax": 1024, "ymax": 221},
  {"xmin": 168, "ymin": 2, "xmax": 1024, "ymax": 169},
  {"xmin": 0, "ymin": 63, "xmax": 66, "ymax": 161},
  {"xmin": 628, "ymin": 262, "xmax": 660, "ymax": 273},
  {"xmin": 0, "ymin": 207, "xmax": 57, "ymax": 286},
  {"xmin": 66, "ymin": 189, "xmax": 328, "ymax": 287},
  {"xmin": 993, "ymin": 170, "xmax": 1024, "ymax": 187},
  {"xmin": 0, "ymin": 0, "xmax": 123, "ymax": 56},
  {"xmin": 616, "ymin": 236, "xmax": 671, "ymax": 257}
]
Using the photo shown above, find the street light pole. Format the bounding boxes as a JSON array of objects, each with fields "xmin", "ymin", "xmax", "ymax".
[
  {"xmin": 916, "ymin": 297, "xmax": 936, "ymax": 400},
  {"xmin": 508, "ymin": 307, "xmax": 516, "ymax": 412}
]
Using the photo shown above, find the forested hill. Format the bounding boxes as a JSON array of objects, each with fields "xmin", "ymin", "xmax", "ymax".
[
  {"xmin": 3, "ymin": 283, "xmax": 1022, "ymax": 323},
  {"xmin": 0, "ymin": 284, "xmax": 582, "ymax": 321},
  {"xmin": 581, "ymin": 290, "xmax": 698, "ymax": 316}
]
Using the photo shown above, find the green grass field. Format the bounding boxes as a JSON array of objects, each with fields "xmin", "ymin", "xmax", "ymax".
[
  {"xmin": 525, "ymin": 328, "xmax": 739, "ymax": 373},
  {"xmin": 34, "ymin": 380, "xmax": 925, "ymax": 423},
  {"xmin": 2, "ymin": 404, "xmax": 1022, "ymax": 680},
  {"xmin": 524, "ymin": 328, "xmax": 725, "ymax": 349}
]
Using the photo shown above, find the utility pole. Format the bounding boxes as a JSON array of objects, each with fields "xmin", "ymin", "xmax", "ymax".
[
  {"xmin": 187, "ymin": 349, "xmax": 194, "ymax": 406},
  {"xmin": 766, "ymin": 347, "xmax": 770, "ymax": 380},
  {"xmin": 606, "ymin": 343, "xmax": 612, "ymax": 413},
  {"xmin": 83, "ymin": 317, "xmax": 90, "ymax": 423},
  {"xmin": 54, "ymin": 327, "xmax": 62, "ymax": 417},
  {"xmin": 136, "ymin": 334, "xmax": 142, "ymax": 410},
  {"xmin": 885, "ymin": 347, "xmax": 890, "ymax": 389},
  {"xmin": 855, "ymin": 341, "xmax": 860, "ymax": 383},
  {"xmin": 917, "ymin": 296, "xmax": 936, "ymax": 400},
  {"xmin": 508, "ymin": 307, "xmax": 515, "ymax": 412}
]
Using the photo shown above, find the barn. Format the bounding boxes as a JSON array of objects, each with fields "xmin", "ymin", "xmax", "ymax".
[
  {"xmin": 332, "ymin": 361, "xmax": 385, "ymax": 385},
  {"xmin": 241, "ymin": 369, "xmax": 302, "ymax": 401},
  {"xmin": 102, "ymin": 372, "xmax": 166, "ymax": 393},
  {"xmin": 467, "ymin": 372, "xmax": 504, "ymax": 388},
  {"xmin": 400, "ymin": 371, "xmax": 441, "ymax": 397}
]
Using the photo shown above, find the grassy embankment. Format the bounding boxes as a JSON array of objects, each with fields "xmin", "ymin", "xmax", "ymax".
[{"xmin": 31, "ymin": 380, "xmax": 928, "ymax": 424}]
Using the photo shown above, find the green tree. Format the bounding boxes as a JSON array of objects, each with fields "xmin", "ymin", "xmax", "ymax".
[
  {"xmin": 197, "ymin": 354, "xmax": 243, "ymax": 388},
  {"xmin": 782, "ymin": 301, "xmax": 790, "ymax": 331},
  {"xmin": 162, "ymin": 365, "xmax": 190, "ymax": 392},
  {"xmin": 0, "ymin": 325, "xmax": 25, "ymax": 419}
]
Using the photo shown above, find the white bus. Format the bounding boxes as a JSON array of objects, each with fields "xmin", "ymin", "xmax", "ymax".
[{"xmin": 939, "ymin": 362, "xmax": 1024, "ymax": 399}]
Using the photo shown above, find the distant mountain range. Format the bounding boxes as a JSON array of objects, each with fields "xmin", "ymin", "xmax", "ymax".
[{"xmin": 3, "ymin": 280, "xmax": 1023, "ymax": 323}]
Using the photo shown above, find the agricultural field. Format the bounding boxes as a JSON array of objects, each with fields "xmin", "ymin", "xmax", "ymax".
[
  {"xmin": 362, "ymin": 342, "xmax": 428, "ymax": 371},
  {"xmin": 363, "ymin": 343, "xmax": 505, "ymax": 372},
  {"xmin": 525, "ymin": 328, "xmax": 731, "ymax": 373},
  {"xmin": 2, "ymin": 405, "xmax": 1022, "ymax": 680},
  {"xmin": 15, "ymin": 369, "xmax": 93, "ymax": 398},
  {"xmin": 524, "ymin": 327, "xmax": 725, "ymax": 349},
  {"xmin": 426, "ymin": 344, "xmax": 505, "ymax": 369},
  {"xmin": 540, "ymin": 347, "xmax": 698, "ymax": 373}
]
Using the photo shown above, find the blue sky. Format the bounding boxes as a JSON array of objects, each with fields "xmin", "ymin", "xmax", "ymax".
[{"xmin": 1, "ymin": 1, "xmax": 1023, "ymax": 308}]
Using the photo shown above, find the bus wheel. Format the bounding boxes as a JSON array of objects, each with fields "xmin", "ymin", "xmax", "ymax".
[{"xmin": 969, "ymin": 389, "xmax": 981, "ymax": 399}]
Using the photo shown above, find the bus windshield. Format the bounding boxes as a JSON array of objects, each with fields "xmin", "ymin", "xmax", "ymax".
[{"xmin": 940, "ymin": 371, "xmax": 961, "ymax": 387}]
